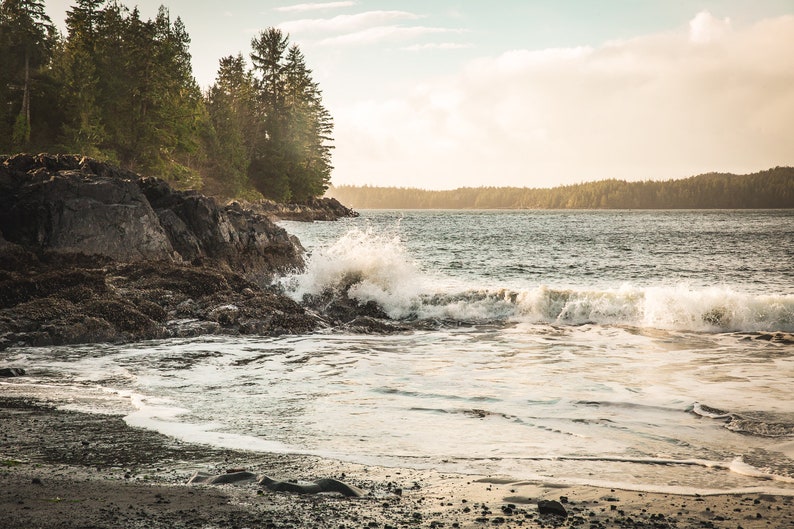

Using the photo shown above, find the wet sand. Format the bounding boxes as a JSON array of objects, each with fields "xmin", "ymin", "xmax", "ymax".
[{"xmin": 1, "ymin": 396, "xmax": 791, "ymax": 529}]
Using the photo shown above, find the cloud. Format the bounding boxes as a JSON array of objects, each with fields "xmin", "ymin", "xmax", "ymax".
[
  {"xmin": 331, "ymin": 12, "xmax": 794, "ymax": 189},
  {"xmin": 402, "ymin": 42, "xmax": 474, "ymax": 52},
  {"xmin": 279, "ymin": 10, "xmax": 421, "ymax": 34},
  {"xmin": 275, "ymin": 2, "xmax": 355, "ymax": 13},
  {"xmin": 319, "ymin": 26, "xmax": 464, "ymax": 46},
  {"xmin": 689, "ymin": 10, "xmax": 731, "ymax": 43}
]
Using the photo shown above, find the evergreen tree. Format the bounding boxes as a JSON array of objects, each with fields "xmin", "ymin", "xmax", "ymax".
[
  {"xmin": 249, "ymin": 27, "xmax": 291, "ymax": 201},
  {"xmin": 0, "ymin": 0, "xmax": 56, "ymax": 149},
  {"xmin": 205, "ymin": 54, "xmax": 256, "ymax": 197},
  {"xmin": 247, "ymin": 28, "xmax": 333, "ymax": 202},
  {"xmin": 56, "ymin": 0, "xmax": 106, "ymax": 155},
  {"xmin": 1, "ymin": 4, "xmax": 334, "ymax": 201},
  {"xmin": 282, "ymin": 44, "xmax": 333, "ymax": 201}
]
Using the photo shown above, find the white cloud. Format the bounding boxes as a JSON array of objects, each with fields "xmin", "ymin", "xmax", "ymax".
[
  {"xmin": 319, "ymin": 26, "xmax": 463, "ymax": 46},
  {"xmin": 689, "ymin": 10, "xmax": 731, "ymax": 43},
  {"xmin": 279, "ymin": 10, "xmax": 421, "ymax": 34},
  {"xmin": 331, "ymin": 13, "xmax": 794, "ymax": 189},
  {"xmin": 402, "ymin": 42, "xmax": 474, "ymax": 52},
  {"xmin": 275, "ymin": 2, "xmax": 355, "ymax": 13}
]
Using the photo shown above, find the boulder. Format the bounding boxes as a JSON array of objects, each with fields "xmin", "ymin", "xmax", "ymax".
[
  {"xmin": 537, "ymin": 499, "xmax": 568, "ymax": 518},
  {"xmin": 0, "ymin": 154, "xmax": 304, "ymax": 284},
  {"xmin": 0, "ymin": 165, "xmax": 174, "ymax": 262}
]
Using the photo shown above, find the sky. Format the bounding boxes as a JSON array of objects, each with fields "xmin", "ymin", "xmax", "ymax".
[{"xmin": 44, "ymin": 1, "xmax": 794, "ymax": 190}]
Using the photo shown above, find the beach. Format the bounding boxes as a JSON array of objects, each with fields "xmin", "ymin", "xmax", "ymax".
[{"xmin": 2, "ymin": 396, "xmax": 791, "ymax": 529}]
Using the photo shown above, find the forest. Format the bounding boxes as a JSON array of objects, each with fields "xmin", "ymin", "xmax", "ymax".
[
  {"xmin": 327, "ymin": 167, "xmax": 794, "ymax": 209},
  {"xmin": 0, "ymin": 0, "xmax": 333, "ymax": 202}
]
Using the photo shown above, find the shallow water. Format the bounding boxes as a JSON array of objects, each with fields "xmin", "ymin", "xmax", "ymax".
[{"xmin": 3, "ymin": 210, "xmax": 794, "ymax": 495}]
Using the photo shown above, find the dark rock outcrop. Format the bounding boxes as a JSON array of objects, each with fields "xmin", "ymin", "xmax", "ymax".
[
  {"xmin": 0, "ymin": 153, "xmax": 303, "ymax": 284},
  {"xmin": 253, "ymin": 196, "xmax": 359, "ymax": 222},
  {"xmin": 0, "ymin": 154, "xmax": 318, "ymax": 349},
  {"xmin": 0, "ymin": 247, "xmax": 316, "ymax": 349},
  {"xmin": 0, "ymin": 153, "xmax": 386, "ymax": 349},
  {"xmin": 0, "ymin": 154, "xmax": 173, "ymax": 262}
]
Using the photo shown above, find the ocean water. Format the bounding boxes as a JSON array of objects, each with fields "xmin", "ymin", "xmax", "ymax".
[{"xmin": 4, "ymin": 210, "xmax": 794, "ymax": 495}]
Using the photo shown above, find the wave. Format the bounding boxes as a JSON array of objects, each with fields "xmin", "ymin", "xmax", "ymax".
[
  {"xmin": 692, "ymin": 402, "xmax": 794, "ymax": 438},
  {"xmin": 286, "ymin": 227, "xmax": 794, "ymax": 332}
]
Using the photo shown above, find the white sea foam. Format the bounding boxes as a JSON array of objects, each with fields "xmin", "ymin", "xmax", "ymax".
[
  {"xmin": 288, "ymin": 226, "xmax": 433, "ymax": 318},
  {"xmin": 729, "ymin": 457, "xmax": 794, "ymax": 484},
  {"xmin": 287, "ymin": 227, "xmax": 794, "ymax": 332},
  {"xmin": 124, "ymin": 393, "xmax": 295, "ymax": 453}
]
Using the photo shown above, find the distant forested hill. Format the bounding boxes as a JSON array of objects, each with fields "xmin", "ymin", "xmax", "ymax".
[{"xmin": 327, "ymin": 167, "xmax": 794, "ymax": 209}]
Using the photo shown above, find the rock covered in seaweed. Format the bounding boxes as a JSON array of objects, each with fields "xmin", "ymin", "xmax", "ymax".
[
  {"xmin": 0, "ymin": 153, "xmax": 315, "ymax": 349},
  {"xmin": 0, "ymin": 246, "xmax": 316, "ymax": 350},
  {"xmin": 0, "ymin": 154, "xmax": 386, "ymax": 349}
]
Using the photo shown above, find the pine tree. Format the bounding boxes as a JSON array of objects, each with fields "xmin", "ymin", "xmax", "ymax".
[
  {"xmin": 205, "ymin": 54, "xmax": 256, "ymax": 197},
  {"xmin": 0, "ymin": 0, "xmax": 56, "ymax": 149},
  {"xmin": 249, "ymin": 27, "xmax": 291, "ymax": 201},
  {"xmin": 56, "ymin": 0, "xmax": 106, "ymax": 155},
  {"xmin": 247, "ymin": 28, "xmax": 333, "ymax": 202}
]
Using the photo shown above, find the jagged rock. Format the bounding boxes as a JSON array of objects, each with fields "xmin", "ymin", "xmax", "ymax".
[
  {"xmin": 0, "ymin": 153, "xmax": 372, "ymax": 349},
  {"xmin": 0, "ymin": 367, "xmax": 26, "ymax": 377},
  {"xmin": 0, "ymin": 153, "xmax": 303, "ymax": 284},
  {"xmin": 252, "ymin": 196, "xmax": 359, "ymax": 222},
  {"xmin": 0, "ymin": 255, "xmax": 318, "ymax": 349},
  {"xmin": 0, "ymin": 161, "xmax": 173, "ymax": 262}
]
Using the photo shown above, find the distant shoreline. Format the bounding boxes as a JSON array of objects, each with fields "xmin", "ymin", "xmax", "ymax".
[
  {"xmin": 326, "ymin": 167, "xmax": 794, "ymax": 209},
  {"xmin": 317, "ymin": 206, "xmax": 794, "ymax": 211}
]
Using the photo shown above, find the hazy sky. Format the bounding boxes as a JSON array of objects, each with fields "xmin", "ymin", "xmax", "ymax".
[{"xmin": 45, "ymin": 1, "xmax": 794, "ymax": 189}]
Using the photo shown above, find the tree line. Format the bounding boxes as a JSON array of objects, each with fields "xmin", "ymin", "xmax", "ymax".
[
  {"xmin": 327, "ymin": 167, "xmax": 794, "ymax": 209},
  {"xmin": 0, "ymin": 0, "xmax": 333, "ymax": 202}
]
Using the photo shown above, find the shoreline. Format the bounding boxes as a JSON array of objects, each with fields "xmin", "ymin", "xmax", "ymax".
[{"xmin": 2, "ymin": 396, "xmax": 792, "ymax": 529}]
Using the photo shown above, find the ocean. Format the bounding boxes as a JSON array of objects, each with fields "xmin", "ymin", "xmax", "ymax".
[{"xmin": 3, "ymin": 210, "xmax": 794, "ymax": 495}]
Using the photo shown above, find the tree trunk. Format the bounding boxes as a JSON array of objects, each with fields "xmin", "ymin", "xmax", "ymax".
[{"xmin": 23, "ymin": 49, "xmax": 31, "ymax": 144}]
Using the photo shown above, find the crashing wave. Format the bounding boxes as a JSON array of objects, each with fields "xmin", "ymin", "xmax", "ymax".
[{"xmin": 286, "ymin": 227, "xmax": 794, "ymax": 332}]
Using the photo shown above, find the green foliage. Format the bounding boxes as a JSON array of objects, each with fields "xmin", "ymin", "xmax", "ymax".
[
  {"xmin": 0, "ymin": 2, "xmax": 334, "ymax": 202},
  {"xmin": 203, "ymin": 54, "xmax": 254, "ymax": 197},
  {"xmin": 327, "ymin": 168, "xmax": 794, "ymax": 209},
  {"xmin": 11, "ymin": 111, "xmax": 30, "ymax": 146},
  {"xmin": 0, "ymin": 0, "xmax": 57, "ymax": 150},
  {"xmin": 239, "ymin": 29, "xmax": 333, "ymax": 202}
]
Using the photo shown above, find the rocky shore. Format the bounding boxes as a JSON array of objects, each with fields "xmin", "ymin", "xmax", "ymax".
[
  {"xmin": 2, "ymin": 155, "xmax": 794, "ymax": 528},
  {"xmin": 0, "ymin": 153, "xmax": 371, "ymax": 350},
  {"xmin": 255, "ymin": 196, "xmax": 359, "ymax": 222},
  {"xmin": 1, "ymin": 395, "xmax": 791, "ymax": 529}
]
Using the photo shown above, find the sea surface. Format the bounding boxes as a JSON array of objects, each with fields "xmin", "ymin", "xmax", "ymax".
[{"xmin": 4, "ymin": 210, "xmax": 794, "ymax": 495}]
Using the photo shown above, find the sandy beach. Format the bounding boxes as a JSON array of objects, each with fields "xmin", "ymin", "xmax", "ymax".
[{"xmin": 2, "ymin": 396, "xmax": 791, "ymax": 529}]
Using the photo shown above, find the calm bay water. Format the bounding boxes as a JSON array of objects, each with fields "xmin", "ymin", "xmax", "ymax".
[{"xmin": 4, "ymin": 210, "xmax": 794, "ymax": 494}]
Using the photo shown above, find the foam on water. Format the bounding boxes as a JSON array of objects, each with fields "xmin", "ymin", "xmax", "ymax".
[
  {"xmin": 287, "ymin": 226, "xmax": 794, "ymax": 332},
  {"xmin": 5, "ymin": 211, "xmax": 793, "ymax": 496},
  {"xmin": 124, "ymin": 393, "xmax": 295, "ymax": 453},
  {"xmin": 288, "ymin": 226, "xmax": 435, "ymax": 318}
]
